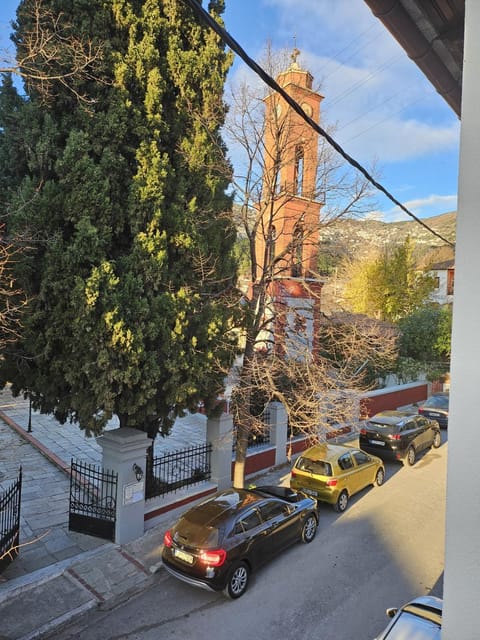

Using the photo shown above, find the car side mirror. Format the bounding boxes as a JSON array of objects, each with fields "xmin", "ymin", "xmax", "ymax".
[{"xmin": 386, "ymin": 608, "xmax": 398, "ymax": 619}]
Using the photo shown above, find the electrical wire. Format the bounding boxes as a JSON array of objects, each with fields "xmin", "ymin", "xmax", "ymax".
[
  {"xmin": 327, "ymin": 53, "xmax": 404, "ymax": 108},
  {"xmin": 319, "ymin": 24, "xmax": 382, "ymax": 81},
  {"xmin": 335, "ymin": 85, "xmax": 419, "ymax": 132},
  {"xmin": 343, "ymin": 92, "xmax": 436, "ymax": 144},
  {"xmin": 180, "ymin": 0, "xmax": 454, "ymax": 248}
]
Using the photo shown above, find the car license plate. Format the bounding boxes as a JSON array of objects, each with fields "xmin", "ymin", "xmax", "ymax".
[
  {"xmin": 174, "ymin": 548, "xmax": 194, "ymax": 564},
  {"xmin": 303, "ymin": 488, "xmax": 318, "ymax": 497},
  {"xmin": 370, "ymin": 440, "xmax": 385, "ymax": 446},
  {"xmin": 429, "ymin": 412, "xmax": 440, "ymax": 417}
]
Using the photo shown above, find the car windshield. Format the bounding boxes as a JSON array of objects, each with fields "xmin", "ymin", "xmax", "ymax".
[
  {"xmin": 296, "ymin": 457, "xmax": 332, "ymax": 476},
  {"xmin": 424, "ymin": 396, "xmax": 449, "ymax": 409},
  {"xmin": 384, "ymin": 610, "xmax": 441, "ymax": 638}
]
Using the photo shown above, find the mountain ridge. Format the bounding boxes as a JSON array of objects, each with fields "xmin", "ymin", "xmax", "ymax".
[{"xmin": 319, "ymin": 210, "xmax": 456, "ymax": 265}]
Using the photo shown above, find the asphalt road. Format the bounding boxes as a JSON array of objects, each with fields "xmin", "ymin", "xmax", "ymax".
[{"xmin": 49, "ymin": 434, "xmax": 447, "ymax": 640}]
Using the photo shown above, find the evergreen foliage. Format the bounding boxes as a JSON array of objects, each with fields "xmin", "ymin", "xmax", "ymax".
[
  {"xmin": 342, "ymin": 236, "xmax": 436, "ymax": 322},
  {"xmin": 398, "ymin": 305, "xmax": 452, "ymax": 363},
  {"xmin": 0, "ymin": 0, "xmax": 237, "ymax": 438}
]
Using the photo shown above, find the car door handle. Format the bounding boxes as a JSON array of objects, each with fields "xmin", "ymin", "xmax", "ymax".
[{"xmin": 262, "ymin": 525, "xmax": 276, "ymax": 535}]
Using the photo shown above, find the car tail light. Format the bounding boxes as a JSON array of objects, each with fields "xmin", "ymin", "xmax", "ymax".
[
  {"xmin": 199, "ymin": 549, "xmax": 227, "ymax": 567},
  {"xmin": 291, "ymin": 469, "xmax": 297, "ymax": 477},
  {"xmin": 326, "ymin": 479, "xmax": 338, "ymax": 487},
  {"xmin": 360, "ymin": 428, "xmax": 367, "ymax": 435},
  {"xmin": 389, "ymin": 434, "xmax": 401, "ymax": 440},
  {"xmin": 163, "ymin": 530, "xmax": 173, "ymax": 548}
]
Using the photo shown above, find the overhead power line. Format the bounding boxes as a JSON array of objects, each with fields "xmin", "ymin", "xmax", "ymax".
[
  {"xmin": 319, "ymin": 23, "xmax": 381, "ymax": 80},
  {"xmin": 181, "ymin": 0, "xmax": 454, "ymax": 248},
  {"xmin": 327, "ymin": 52, "xmax": 404, "ymax": 108}
]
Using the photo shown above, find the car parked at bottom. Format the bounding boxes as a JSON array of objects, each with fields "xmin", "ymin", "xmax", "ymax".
[
  {"xmin": 290, "ymin": 443, "xmax": 385, "ymax": 512},
  {"xmin": 374, "ymin": 595, "xmax": 442, "ymax": 639},
  {"xmin": 162, "ymin": 485, "xmax": 318, "ymax": 599},
  {"xmin": 360, "ymin": 410, "xmax": 441, "ymax": 466},
  {"xmin": 418, "ymin": 392, "xmax": 449, "ymax": 428}
]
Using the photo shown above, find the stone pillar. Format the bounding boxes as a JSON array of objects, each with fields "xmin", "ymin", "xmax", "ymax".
[
  {"xmin": 206, "ymin": 412, "xmax": 233, "ymax": 490},
  {"xmin": 268, "ymin": 401, "xmax": 288, "ymax": 466},
  {"xmin": 99, "ymin": 428, "xmax": 150, "ymax": 544}
]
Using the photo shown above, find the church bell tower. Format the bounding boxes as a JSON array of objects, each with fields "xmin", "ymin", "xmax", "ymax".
[{"xmin": 256, "ymin": 50, "xmax": 324, "ymax": 358}]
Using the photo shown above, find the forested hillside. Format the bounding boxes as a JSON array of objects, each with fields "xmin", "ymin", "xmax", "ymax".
[{"xmin": 318, "ymin": 211, "xmax": 456, "ymax": 268}]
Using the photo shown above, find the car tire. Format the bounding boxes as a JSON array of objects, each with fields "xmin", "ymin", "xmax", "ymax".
[
  {"xmin": 223, "ymin": 561, "xmax": 249, "ymax": 599},
  {"xmin": 334, "ymin": 490, "xmax": 348, "ymax": 512},
  {"xmin": 375, "ymin": 467, "xmax": 385, "ymax": 486},
  {"xmin": 301, "ymin": 514, "xmax": 318, "ymax": 543},
  {"xmin": 432, "ymin": 430, "xmax": 441, "ymax": 448},
  {"xmin": 405, "ymin": 446, "xmax": 416, "ymax": 466}
]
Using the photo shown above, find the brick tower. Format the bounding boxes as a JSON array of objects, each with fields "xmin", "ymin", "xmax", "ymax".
[{"xmin": 256, "ymin": 50, "xmax": 324, "ymax": 359}]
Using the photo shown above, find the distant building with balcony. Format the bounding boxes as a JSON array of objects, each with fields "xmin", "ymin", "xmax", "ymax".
[{"xmin": 429, "ymin": 259, "xmax": 455, "ymax": 306}]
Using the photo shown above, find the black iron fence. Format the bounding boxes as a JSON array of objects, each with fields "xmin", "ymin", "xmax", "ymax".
[
  {"xmin": 0, "ymin": 467, "xmax": 22, "ymax": 573},
  {"xmin": 145, "ymin": 443, "xmax": 212, "ymax": 499},
  {"xmin": 232, "ymin": 407, "xmax": 272, "ymax": 451},
  {"xmin": 69, "ymin": 459, "xmax": 118, "ymax": 541}
]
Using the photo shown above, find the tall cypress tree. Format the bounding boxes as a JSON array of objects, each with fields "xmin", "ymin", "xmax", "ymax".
[{"xmin": 0, "ymin": 0, "xmax": 237, "ymax": 437}]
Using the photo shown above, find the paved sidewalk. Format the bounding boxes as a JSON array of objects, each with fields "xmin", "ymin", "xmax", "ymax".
[
  {"xmin": 0, "ymin": 386, "xmax": 292, "ymax": 639},
  {"xmin": 0, "ymin": 385, "xmax": 208, "ymax": 581}
]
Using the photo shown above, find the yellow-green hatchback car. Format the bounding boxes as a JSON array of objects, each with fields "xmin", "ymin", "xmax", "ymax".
[{"xmin": 290, "ymin": 443, "xmax": 385, "ymax": 512}]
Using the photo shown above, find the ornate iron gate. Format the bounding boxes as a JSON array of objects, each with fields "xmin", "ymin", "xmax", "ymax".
[
  {"xmin": 0, "ymin": 467, "xmax": 22, "ymax": 573},
  {"xmin": 69, "ymin": 459, "xmax": 118, "ymax": 541}
]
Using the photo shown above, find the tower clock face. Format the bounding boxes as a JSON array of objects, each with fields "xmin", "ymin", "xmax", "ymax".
[{"xmin": 301, "ymin": 103, "xmax": 313, "ymax": 117}]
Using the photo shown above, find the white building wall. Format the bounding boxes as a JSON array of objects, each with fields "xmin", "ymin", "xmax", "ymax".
[
  {"xmin": 442, "ymin": 2, "xmax": 480, "ymax": 637},
  {"xmin": 430, "ymin": 270, "xmax": 448, "ymax": 305}
]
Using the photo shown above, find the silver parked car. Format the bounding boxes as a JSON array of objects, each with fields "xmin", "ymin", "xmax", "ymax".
[{"xmin": 374, "ymin": 595, "xmax": 442, "ymax": 639}]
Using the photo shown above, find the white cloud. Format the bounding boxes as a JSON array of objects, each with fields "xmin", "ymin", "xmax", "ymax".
[
  {"xmin": 340, "ymin": 118, "xmax": 460, "ymax": 163},
  {"xmin": 229, "ymin": 1, "xmax": 460, "ymax": 166},
  {"xmin": 377, "ymin": 194, "xmax": 458, "ymax": 222},
  {"xmin": 226, "ymin": 0, "xmax": 460, "ymax": 219}
]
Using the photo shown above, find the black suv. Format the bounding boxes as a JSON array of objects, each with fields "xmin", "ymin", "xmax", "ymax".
[
  {"xmin": 360, "ymin": 410, "xmax": 441, "ymax": 465},
  {"xmin": 162, "ymin": 485, "xmax": 318, "ymax": 598},
  {"xmin": 418, "ymin": 393, "xmax": 449, "ymax": 428}
]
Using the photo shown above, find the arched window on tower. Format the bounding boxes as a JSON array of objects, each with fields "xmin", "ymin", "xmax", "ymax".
[
  {"xmin": 294, "ymin": 145, "xmax": 304, "ymax": 195},
  {"xmin": 291, "ymin": 223, "xmax": 303, "ymax": 277},
  {"xmin": 267, "ymin": 225, "xmax": 277, "ymax": 270}
]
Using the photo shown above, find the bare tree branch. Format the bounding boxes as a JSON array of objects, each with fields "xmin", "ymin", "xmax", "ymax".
[{"xmin": 1, "ymin": 0, "xmax": 106, "ymax": 104}]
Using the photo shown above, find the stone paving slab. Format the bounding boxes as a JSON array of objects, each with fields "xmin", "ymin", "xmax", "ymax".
[
  {"xmin": 0, "ymin": 571, "xmax": 96, "ymax": 640},
  {"xmin": 67, "ymin": 546, "xmax": 153, "ymax": 605}
]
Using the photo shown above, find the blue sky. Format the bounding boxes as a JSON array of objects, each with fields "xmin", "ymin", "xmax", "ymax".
[{"xmin": 0, "ymin": 0, "xmax": 460, "ymax": 222}]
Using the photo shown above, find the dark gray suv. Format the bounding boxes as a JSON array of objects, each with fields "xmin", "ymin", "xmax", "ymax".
[{"xmin": 360, "ymin": 410, "xmax": 441, "ymax": 465}]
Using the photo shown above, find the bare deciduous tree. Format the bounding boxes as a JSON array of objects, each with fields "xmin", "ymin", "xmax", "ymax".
[
  {"xmin": 1, "ymin": 0, "xmax": 105, "ymax": 104},
  {"xmin": 224, "ymin": 48, "xmax": 383, "ymax": 487},
  {"xmin": 0, "ymin": 225, "xmax": 30, "ymax": 351}
]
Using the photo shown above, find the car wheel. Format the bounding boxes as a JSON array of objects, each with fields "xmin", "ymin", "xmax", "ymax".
[
  {"xmin": 334, "ymin": 490, "xmax": 348, "ymax": 512},
  {"xmin": 224, "ymin": 561, "xmax": 249, "ymax": 599},
  {"xmin": 301, "ymin": 514, "xmax": 318, "ymax": 543},
  {"xmin": 405, "ymin": 446, "xmax": 416, "ymax": 466},
  {"xmin": 375, "ymin": 467, "xmax": 385, "ymax": 486},
  {"xmin": 432, "ymin": 430, "xmax": 441, "ymax": 448}
]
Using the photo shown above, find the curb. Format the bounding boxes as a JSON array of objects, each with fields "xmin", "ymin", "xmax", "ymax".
[
  {"xmin": 20, "ymin": 595, "xmax": 97, "ymax": 640},
  {"xmin": 0, "ymin": 410, "xmax": 71, "ymax": 477},
  {"xmin": 0, "ymin": 544, "xmax": 112, "ymax": 604}
]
